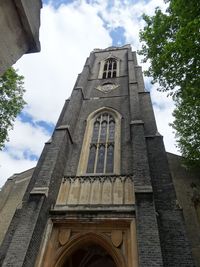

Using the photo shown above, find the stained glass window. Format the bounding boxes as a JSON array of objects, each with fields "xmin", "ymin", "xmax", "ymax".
[
  {"xmin": 87, "ymin": 113, "xmax": 115, "ymax": 174},
  {"xmin": 100, "ymin": 121, "xmax": 107, "ymax": 142},
  {"xmin": 106, "ymin": 144, "xmax": 114, "ymax": 173},
  {"xmin": 92, "ymin": 121, "xmax": 100, "ymax": 142},
  {"xmin": 96, "ymin": 145, "xmax": 105, "ymax": 173},
  {"xmin": 102, "ymin": 58, "xmax": 117, "ymax": 79},
  {"xmin": 108, "ymin": 120, "xmax": 115, "ymax": 141},
  {"xmin": 86, "ymin": 145, "xmax": 96, "ymax": 173}
]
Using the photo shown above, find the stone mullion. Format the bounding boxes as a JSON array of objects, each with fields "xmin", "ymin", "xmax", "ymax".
[
  {"xmin": 111, "ymin": 60, "xmax": 114, "ymax": 78},
  {"xmin": 94, "ymin": 115, "xmax": 102, "ymax": 173},
  {"xmin": 105, "ymin": 62, "xmax": 108, "ymax": 78},
  {"xmin": 103, "ymin": 115, "xmax": 109, "ymax": 173}
]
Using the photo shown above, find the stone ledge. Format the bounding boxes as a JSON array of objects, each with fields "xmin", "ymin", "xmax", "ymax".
[
  {"xmin": 145, "ymin": 132, "xmax": 163, "ymax": 138},
  {"xmin": 56, "ymin": 124, "xmax": 73, "ymax": 144},
  {"xmin": 30, "ymin": 186, "xmax": 49, "ymax": 197},
  {"xmin": 63, "ymin": 174, "xmax": 134, "ymax": 182},
  {"xmin": 130, "ymin": 120, "xmax": 144, "ymax": 125},
  {"xmin": 135, "ymin": 185, "xmax": 153, "ymax": 193},
  {"xmin": 51, "ymin": 204, "xmax": 135, "ymax": 214}
]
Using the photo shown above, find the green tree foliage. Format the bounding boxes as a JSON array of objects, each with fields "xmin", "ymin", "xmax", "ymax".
[
  {"xmin": 139, "ymin": 0, "xmax": 200, "ymax": 95},
  {"xmin": 139, "ymin": 0, "xmax": 200, "ymax": 167},
  {"xmin": 171, "ymin": 88, "xmax": 200, "ymax": 167},
  {"xmin": 0, "ymin": 67, "xmax": 25, "ymax": 149}
]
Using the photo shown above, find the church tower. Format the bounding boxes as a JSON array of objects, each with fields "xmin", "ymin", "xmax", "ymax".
[{"xmin": 0, "ymin": 45, "xmax": 195, "ymax": 266}]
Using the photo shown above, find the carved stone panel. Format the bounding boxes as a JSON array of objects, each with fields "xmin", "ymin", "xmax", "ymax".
[
  {"xmin": 79, "ymin": 180, "xmax": 91, "ymax": 204},
  {"xmin": 90, "ymin": 180, "xmax": 101, "ymax": 204},
  {"xmin": 96, "ymin": 83, "xmax": 120, "ymax": 93},
  {"xmin": 68, "ymin": 179, "xmax": 80, "ymax": 204},
  {"xmin": 58, "ymin": 229, "xmax": 71, "ymax": 246},
  {"xmin": 111, "ymin": 230, "xmax": 123, "ymax": 247},
  {"xmin": 113, "ymin": 178, "xmax": 123, "ymax": 204},
  {"xmin": 102, "ymin": 180, "xmax": 112, "ymax": 204},
  {"xmin": 56, "ymin": 176, "xmax": 135, "ymax": 206},
  {"xmin": 124, "ymin": 177, "xmax": 134, "ymax": 204}
]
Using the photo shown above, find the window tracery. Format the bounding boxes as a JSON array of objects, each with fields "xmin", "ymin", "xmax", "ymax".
[
  {"xmin": 86, "ymin": 113, "xmax": 115, "ymax": 174},
  {"xmin": 102, "ymin": 58, "xmax": 117, "ymax": 79},
  {"xmin": 77, "ymin": 108, "xmax": 121, "ymax": 176}
]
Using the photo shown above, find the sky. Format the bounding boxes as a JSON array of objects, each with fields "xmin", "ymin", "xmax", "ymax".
[{"xmin": 0, "ymin": 0, "xmax": 178, "ymax": 187}]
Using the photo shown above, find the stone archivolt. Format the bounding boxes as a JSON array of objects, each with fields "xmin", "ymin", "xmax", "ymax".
[{"xmin": 35, "ymin": 220, "xmax": 138, "ymax": 267}]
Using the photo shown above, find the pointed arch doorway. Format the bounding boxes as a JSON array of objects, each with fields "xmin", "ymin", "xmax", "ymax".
[
  {"xmin": 55, "ymin": 232, "xmax": 126, "ymax": 267},
  {"xmin": 35, "ymin": 220, "xmax": 138, "ymax": 267},
  {"xmin": 61, "ymin": 243, "xmax": 117, "ymax": 267}
]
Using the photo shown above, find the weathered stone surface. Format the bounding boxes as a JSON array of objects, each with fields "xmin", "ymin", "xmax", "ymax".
[
  {"xmin": 0, "ymin": 0, "xmax": 42, "ymax": 75},
  {"xmin": 56, "ymin": 176, "xmax": 135, "ymax": 206},
  {"xmin": 0, "ymin": 168, "xmax": 34, "ymax": 245},
  {"xmin": 0, "ymin": 45, "xmax": 196, "ymax": 267}
]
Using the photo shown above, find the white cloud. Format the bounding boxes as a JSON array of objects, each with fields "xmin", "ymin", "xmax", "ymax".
[
  {"xmin": 15, "ymin": 2, "xmax": 112, "ymax": 123},
  {"xmin": 0, "ymin": 119, "xmax": 50, "ymax": 187},
  {"xmin": 91, "ymin": 0, "xmax": 167, "ymax": 50},
  {"xmin": 6, "ymin": 119, "xmax": 50, "ymax": 157},
  {"xmin": 0, "ymin": 0, "xmax": 178, "ymax": 187},
  {"xmin": 0, "ymin": 1, "xmax": 112, "ymax": 186},
  {"xmin": 150, "ymin": 86, "xmax": 179, "ymax": 154},
  {"xmin": 0, "ymin": 153, "xmax": 35, "ymax": 188}
]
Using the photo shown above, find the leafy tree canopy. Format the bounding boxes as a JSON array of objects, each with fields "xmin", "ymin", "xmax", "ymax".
[
  {"xmin": 139, "ymin": 0, "xmax": 200, "ymax": 95},
  {"xmin": 0, "ymin": 67, "xmax": 25, "ymax": 150},
  {"xmin": 139, "ymin": 0, "xmax": 200, "ymax": 167},
  {"xmin": 171, "ymin": 88, "xmax": 200, "ymax": 167}
]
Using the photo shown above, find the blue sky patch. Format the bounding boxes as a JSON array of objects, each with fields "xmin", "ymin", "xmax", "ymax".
[
  {"xmin": 19, "ymin": 112, "xmax": 54, "ymax": 134},
  {"xmin": 144, "ymin": 79, "xmax": 152, "ymax": 92},
  {"xmin": 23, "ymin": 150, "xmax": 38, "ymax": 161},
  {"xmin": 37, "ymin": 120, "xmax": 54, "ymax": 133},
  {"xmin": 3, "ymin": 145, "xmax": 38, "ymax": 161},
  {"xmin": 106, "ymin": 0, "xmax": 115, "ymax": 11},
  {"xmin": 110, "ymin": 27, "xmax": 126, "ymax": 46},
  {"xmin": 19, "ymin": 112, "xmax": 34, "ymax": 126},
  {"xmin": 97, "ymin": 12, "xmax": 109, "ymax": 30},
  {"xmin": 42, "ymin": 0, "xmax": 73, "ymax": 8}
]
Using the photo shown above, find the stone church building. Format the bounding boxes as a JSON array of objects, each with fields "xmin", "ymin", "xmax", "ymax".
[
  {"xmin": 0, "ymin": 45, "xmax": 200, "ymax": 267},
  {"xmin": 0, "ymin": 0, "xmax": 42, "ymax": 75}
]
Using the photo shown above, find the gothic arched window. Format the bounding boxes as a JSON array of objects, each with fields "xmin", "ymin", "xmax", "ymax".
[
  {"xmin": 77, "ymin": 108, "xmax": 121, "ymax": 176},
  {"xmin": 102, "ymin": 58, "xmax": 117, "ymax": 79},
  {"xmin": 86, "ymin": 113, "xmax": 115, "ymax": 174}
]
